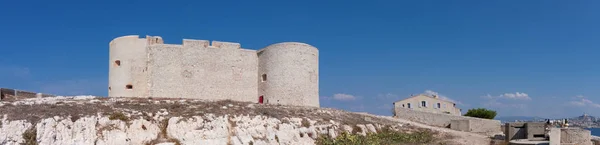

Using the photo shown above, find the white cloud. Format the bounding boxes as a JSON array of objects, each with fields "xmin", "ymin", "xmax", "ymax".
[
  {"xmin": 377, "ymin": 93, "xmax": 398, "ymax": 100},
  {"xmin": 569, "ymin": 101, "xmax": 586, "ymax": 107},
  {"xmin": 499, "ymin": 92, "xmax": 531, "ymax": 100},
  {"xmin": 484, "ymin": 92, "xmax": 532, "ymax": 100},
  {"xmin": 332, "ymin": 93, "xmax": 357, "ymax": 101},
  {"xmin": 481, "ymin": 94, "xmax": 494, "ymax": 99},
  {"xmin": 483, "ymin": 98, "xmax": 527, "ymax": 109},
  {"xmin": 481, "ymin": 92, "xmax": 531, "ymax": 109},
  {"xmin": 569, "ymin": 96, "xmax": 600, "ymax": 108}
]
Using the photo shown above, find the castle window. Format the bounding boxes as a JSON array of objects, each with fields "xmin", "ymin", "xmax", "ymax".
[
  {"xmin": 402, "ymin": 104, "xmax": 405, "ymax": 107},
  {"xmin": 421, "ymin": 101, "xmax": 427, "ymax": 107},
  {"xmin": 126, "ymin": 84, "xmax": 133, "ymax": 89},
  {"xmin": 407, "ymin": 103, "xmax": 411, "ymax": 108},
  {"xmin": 114, "ymin": 60, "xmax": 121, "ymax": 66},
  {"xmin": 437, "ymin": 103, "xmax": 441, "ymax": 109},
  {"xmin": 261, "ymin": 74, "xmax": 267, "ymax": 82}
]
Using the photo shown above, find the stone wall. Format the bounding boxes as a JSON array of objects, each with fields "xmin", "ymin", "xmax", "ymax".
[
  {"xmin": 560, "ymin": 128, "xmax": 592, "ymax": 145},
  {"xmin": 108, "ymin": 35, "xmax": 150, "ymax": 98},
  {"xmin": 257, "ymin": 42, "xmax": 319, "ymax": 107},
  {"xmin": 146, "ymin": 40, "xmax": 258, "ymax": 103},
  {"xmin": 394, "ymin": 108, "xmax": 501, "ymax": 134}
]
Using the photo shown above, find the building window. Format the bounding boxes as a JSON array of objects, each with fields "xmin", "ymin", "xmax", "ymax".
[
  {"xmin": 407, "ymin": 103, "xmax": 411, "ymax": 108},
  {"xmin": 114, "ymin": 60, "xmax": 121, "ymax": 66},
  {"xmin": 402, "ymin": 104, "xmax": 405, "ymax": 107},
  {"xmin": 126, "ymin": 84, "xmax": 133, "ymax": 89},
  {"xmin": 421, "ymin": 101, "xmax": 426, "ymax": 107},
  {"xmin": 437, "ymin": 103, "xmax": 441, "ymax": 109},
  {"xmin": 261, "ymin": 74, "xmax": 267, "ymax": 82}
]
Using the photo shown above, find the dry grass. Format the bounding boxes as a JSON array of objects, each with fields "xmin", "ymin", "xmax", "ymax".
[
  {"xmin": 144, "ymin": 118, "xmax": 182, "ymax": 145},
  {"xmin": 315, "ymin": 128, "xmax": 437, "ymax": 145},
  {"xmin": 352, "ymin": 125, "xmax": 363, "ymax": 134},
  {"xmin": 22, "ymin": 126, "xmax": 37, "ymax": 145},
  {"xmin": 108, "ymin": 112, "xmax": 129, "ymax": 122},
  {"xmin": 301, "ymin": 118, "xmax": 311, "ymax": 128},
  {"xmin": 0, "ymin": 98, "xmax": 398, "ymax": 127}
]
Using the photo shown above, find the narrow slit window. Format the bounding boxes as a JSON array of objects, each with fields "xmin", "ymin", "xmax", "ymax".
[
  {"xmin": 261, "ymin": 74, "xmax": 267, "ymax": 82},
  {"xmin": 126, "ymin": 84, "xmax": 133, "ymax": 89}
]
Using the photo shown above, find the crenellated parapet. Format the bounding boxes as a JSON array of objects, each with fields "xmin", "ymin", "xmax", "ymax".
[{"xmin": 146, "ymin": 35, "xmax": 164, "ymax": 45}]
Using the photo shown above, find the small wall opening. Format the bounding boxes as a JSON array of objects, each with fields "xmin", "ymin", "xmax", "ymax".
[
  {"xmin": 126, "ymin": 84, "xmax": 133, "ymax": 89},
  {"xmin": 261, "ymin": 74, "xmax": 267, "ymax": 82},
  {"xmin": 114, "ymin": 60, "xmax": 121, "ymax": 66},
  {"xmin": 533, "ymin": 134, "xmax": 545, "ymax": 138},
  {"xmin": 108, "ymin": 87, "xmax": 111, "ymax": 91}
]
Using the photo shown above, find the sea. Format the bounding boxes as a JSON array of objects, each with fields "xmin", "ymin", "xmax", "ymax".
[{"xmin": 585, "ymin": 128, "xmax": 600, "ymax": 136}]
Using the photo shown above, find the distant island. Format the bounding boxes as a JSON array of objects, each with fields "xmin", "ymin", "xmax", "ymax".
[{"xmin": 496, "ymin": 114, "xmax": 600, "ymax": 128}]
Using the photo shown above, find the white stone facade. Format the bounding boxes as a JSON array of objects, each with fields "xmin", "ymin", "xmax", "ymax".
[
  {"xmin": 108, "ymin": 35, "xmax": 319, "ymax": 107},
  {"xmin": 393, "ymin": 94, "xmax": 461, "ymax": 116}
]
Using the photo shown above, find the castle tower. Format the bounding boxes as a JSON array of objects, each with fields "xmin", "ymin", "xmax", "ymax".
[
  {"xmin": 108, "ymin": 35, "xmax": 163, "ymax": 97},
  {"xmin": 257, "ymin": 42, "xmax": 319, "ymax": 107}
]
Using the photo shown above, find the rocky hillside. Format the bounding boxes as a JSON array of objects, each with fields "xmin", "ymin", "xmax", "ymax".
[{"xmin": 0, "ymin": 96, "xmax": 491, "ymax": 145}]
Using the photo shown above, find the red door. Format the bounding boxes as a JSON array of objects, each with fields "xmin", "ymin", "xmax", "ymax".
[{"xmin": 259, "ymin": 96, "xmax": 264, "ymax": 104}]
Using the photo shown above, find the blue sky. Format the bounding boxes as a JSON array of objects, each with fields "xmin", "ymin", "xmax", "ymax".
[{"xmin": 1, "ymin": 0, "xmax": 599, "ymax": 118}]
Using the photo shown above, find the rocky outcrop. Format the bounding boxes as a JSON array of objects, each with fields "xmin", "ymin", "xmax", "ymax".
[
  {"xmin": 0, "ymin": 96, "xmax": 420, "ymax": 145},
  {"xmin": 0, "ymin": 114, "xmax": 405, "ymax": 145}
]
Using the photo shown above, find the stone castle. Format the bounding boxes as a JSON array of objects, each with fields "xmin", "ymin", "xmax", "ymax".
[{"xmin": 108, "ymin": 35, "xmax": 319, "ymax": 107}]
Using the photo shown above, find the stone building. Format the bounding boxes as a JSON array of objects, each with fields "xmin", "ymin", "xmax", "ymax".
[
  {"xmin": 108, "ymin": 35, "xmax": 319, "ymax": 107},
  {"xmin": 393, "ymin": 94, "xmax": 462, "ymax": 116}
]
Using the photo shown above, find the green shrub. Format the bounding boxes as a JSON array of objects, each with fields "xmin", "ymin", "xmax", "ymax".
[
  {"xmin": 22, "ymin": 126, "xmax": 37, "ymax": 145},
  {"xmin": 108, "ymin": 112, "xmax": 129, "ymax": 122},
  {"xmin": 464, "ymin": 108, "xmax": 497, "ymax": 119},
  {"xmin": 315, "ymin": 129, "xmax": 435, "ymax": 145}
]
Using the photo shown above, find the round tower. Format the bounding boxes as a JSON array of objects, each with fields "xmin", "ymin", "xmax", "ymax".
[
  {"xmin": 257, "ymin": 42, "xmax": 319, "ymax": 107},
  {"xmin": 108, "ymin": 35, "xmax": 149, "ymax": 97}
]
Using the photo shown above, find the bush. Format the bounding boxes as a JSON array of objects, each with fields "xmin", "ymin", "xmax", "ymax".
[
  {"xmin": 464, "ymin": 108, "xmax": 497, "ymax": 119},
  {"xmin": 315, "ymin": 129, "xmax": 435, "ymax": 145},
  {"xmin": 108, "ymin": 112, "xmax": 129, "ymax": 122}
]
